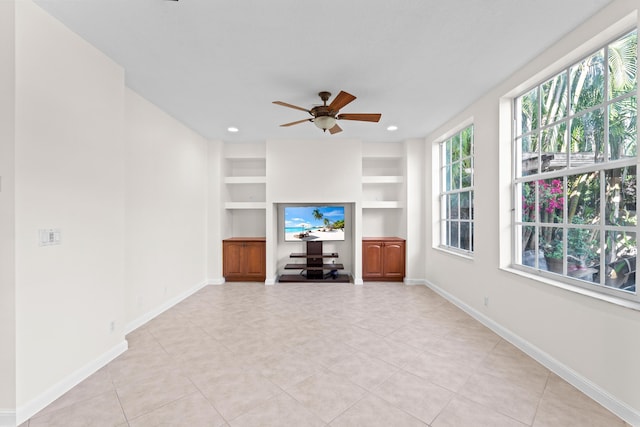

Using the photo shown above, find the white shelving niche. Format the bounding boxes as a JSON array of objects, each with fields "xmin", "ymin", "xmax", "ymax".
[
  {"xmin": 223, "ymin": 143, "xmax": 267, "ymax": 238},
  {"xmin": 361, "ymin": 152, "xmax": 404, "ymax": 209},
  {"xmin": 361, "ymin": 143, "xmax": 406, "ymax": 239},
  {"xmin": 224, "ymin": 157, "xmax": 266, "ymax": 209}
]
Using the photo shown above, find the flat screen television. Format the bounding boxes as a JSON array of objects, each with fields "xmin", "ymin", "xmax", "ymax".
[{"xmin": 284, "ymin": 205, "xmax": 345, "ymax": 241}]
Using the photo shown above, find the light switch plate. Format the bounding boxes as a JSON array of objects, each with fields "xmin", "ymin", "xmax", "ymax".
[{"xmin": 39, "ymin": 229, "xmax": 61, "ymax": 246}]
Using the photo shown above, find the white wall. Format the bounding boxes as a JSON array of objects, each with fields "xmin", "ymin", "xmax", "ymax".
[
  {"xmin": 14, "ymin": 0, "xmax": 126, "ymax": 418},
  {"xmin": 9, "ymin": 2, "xmax": 211, "ymax": 422},
  {"xmin": 404, "ymin": 139, "xmax": 425, "ymax": 283},
  {"xmin": 266, "ymin": 139, "xmax": 362, "ymax": 281},
  {"xmin": 424, "ymin": 0, "xmax": 640, "ymax": 421},
  {"xmin": 124, "ymin": 89, "xmax": 208, "ymax": 326},
  {"xmin": 207, "ymin": 140, "xmax": 224, "ymax": 284},
  {"xmin": 266, "ymin": 139, "xmax": 362, "ymax": 203},
  {"xmin": 0, "ymin": 1, "xmax": 16, "ymax": 423}
]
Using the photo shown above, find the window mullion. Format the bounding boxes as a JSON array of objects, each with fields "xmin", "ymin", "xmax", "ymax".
[
  {"xmin": 599, "ymin": 169, "xmax": 606, "ymax": 286},
  {"xmin": 604, "ymin": 43, "xmax": 610, "ymax": 162}
]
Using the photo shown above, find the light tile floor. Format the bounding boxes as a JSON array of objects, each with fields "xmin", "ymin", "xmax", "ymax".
[{"xmin": 21, "ymin": 283, "xmax": 630, "ymax": 426}]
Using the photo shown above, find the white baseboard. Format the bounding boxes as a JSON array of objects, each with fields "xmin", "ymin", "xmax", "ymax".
[
  {"xmin": 423, "ymin": 280, "xmax": 640, "ymax": 426},
  {"xmin": 0, "ymin": 410, "xmax": 15, "ymax": 427},
  {"xmin": 124, "ymin": 280, "xmax": 209, "ymax": 334},
  {"xmin": 404, "ymin": 278, "xmax": 426, "ymax": 286},
  {"xmin": 207, "ymin": 278, "xmax": 225, "ymax": 285},
  {"xmin": 353, "ymin": 278, "xmax": 363, "ymax": 285},
  {"xmin": 14, "ymin": 280, "xmax": 211, "ymax": 425},
  {"xmin": 15, "ymin": 340, "xmax": 127, "ymax": 426}
]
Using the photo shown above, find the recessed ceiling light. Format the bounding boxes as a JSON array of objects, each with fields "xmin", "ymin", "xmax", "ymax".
[
  {"xmin": 227, "ymin": 127, "xmax": 239, "ymax": 133},
  {"xmin": 386, "ymin": 125, "xmax": 398, "ymax": 131}
]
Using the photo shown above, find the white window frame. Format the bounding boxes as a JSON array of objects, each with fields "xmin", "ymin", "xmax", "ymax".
[
  {"xmin": 511, "ymin": 29, "xmax": 638, "ymax": 304},
  {"xmin": 439, "ymin": 124, "xmax": 475, "ymax": 255}
]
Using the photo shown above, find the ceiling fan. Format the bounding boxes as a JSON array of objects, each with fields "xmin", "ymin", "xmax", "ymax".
[{"xmin": 273, "ymin": 91, "xmax": 382, "ymax": 135}]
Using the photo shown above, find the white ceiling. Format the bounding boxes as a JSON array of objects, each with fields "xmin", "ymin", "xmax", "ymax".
[{"xmin": 34, "ymin": 0, "xmax": 613, "ymax": 143}]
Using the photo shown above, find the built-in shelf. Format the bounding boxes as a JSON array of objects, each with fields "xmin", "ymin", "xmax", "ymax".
[
  {"xmin": 224, "ymin": 154, "xmax": 266, "ymax": 212},
  {"xmin": 224, "ymin": 176, "xmax": 267, "ymax": 184},
  {"xmin": 361, "ymin": 176, "xmax": 404, "ymax": 184},
  {"xmin": 362, "ymin": 201, "xmax": 404, "ymax": 209},
  {"xmin": 223, "ymin": 147, "xmax": 266, "ymax": 241},
  {"xmin": 224, "ymin": 202, "xmax": 267, "ymax": 210},
  {"xmin": 361, "ymin": 152, "xmax": 404, "ymax": 211}
]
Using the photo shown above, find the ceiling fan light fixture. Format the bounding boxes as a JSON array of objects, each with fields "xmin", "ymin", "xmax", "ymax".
[{"xmin": 314, "ymin": 116, "xmax": 336, "ymax": 131}]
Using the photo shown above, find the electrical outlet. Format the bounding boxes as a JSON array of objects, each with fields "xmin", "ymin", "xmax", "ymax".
[
  {"xmin": 484, "ymin": 296, "xmax": 489, "ymax": 307},
  {"xmin": 110, "ymin": 321, "xmax": 115, "ymax": 332}
]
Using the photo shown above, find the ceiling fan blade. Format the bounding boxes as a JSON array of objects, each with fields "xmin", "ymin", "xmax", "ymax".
[
  {"xmin": 329, "ymin": 124, "xmax": 343, "ymax": 134},
  {"xmin": 273, "ymin": 101, "xmax": 311, "ymax": 114},
  {"xmin": 337, "ymin": 113, "xmax": 382, "ymax": 122},
  {"xmin": 280, "ymin": 118, "xmax": 312, "ymax": 127},
  {"xmin": 328, "ymin": 91, "xmax": 356, "ymax": 112}
]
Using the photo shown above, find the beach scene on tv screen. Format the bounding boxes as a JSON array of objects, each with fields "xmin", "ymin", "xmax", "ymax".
[{"xmin": 285, "ymin": 206, "xmax": 345, "ymax": 241}]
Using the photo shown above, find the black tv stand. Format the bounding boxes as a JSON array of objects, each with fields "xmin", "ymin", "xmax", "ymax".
[{"xmin": 279, "ymin": 241, "xmax": 350, "ymax": 283}]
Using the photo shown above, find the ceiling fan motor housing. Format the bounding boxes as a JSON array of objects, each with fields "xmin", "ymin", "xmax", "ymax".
[{"xmin": 311, "ymin": 105, "xmax": 333, "ymax": 118}]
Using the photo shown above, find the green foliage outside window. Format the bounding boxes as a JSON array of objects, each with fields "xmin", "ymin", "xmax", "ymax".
[
  {"xmin": 441, "ymin": 125, "xmax": 474, "ymax": 253},
  {"xmin": 514, "ymin": 30, "xmax": 638, "ymax": 296}
]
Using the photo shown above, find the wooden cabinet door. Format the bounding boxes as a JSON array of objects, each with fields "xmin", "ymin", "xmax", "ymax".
[
  {"xmin": 382, "ymin": 242, "xmax": 405, "ymax": 279},
  {"xmin": 243, "ymin": 241, "xmax": 266, "ymax": 279},
  {"xmin": 362, "ymin": 241, "xmax": 384, "ymax": 279},
  {"xmin": 223, "ymin": 241, "xmax": 245, "ymax": 278}
]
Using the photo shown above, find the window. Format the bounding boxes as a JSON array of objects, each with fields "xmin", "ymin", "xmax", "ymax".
[
  {"xmin": 440, "ymin": 125, "xmax": 474, "ymax": 253},
  {"xmin": 513, "ymin": 30, "xmax": 638, "ymax": 302}
]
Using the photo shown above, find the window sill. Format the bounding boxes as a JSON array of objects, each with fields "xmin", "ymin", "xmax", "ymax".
[
  {"xmin": 502, "ymin": 265, "xmax": 640, "ymax": 312},
  {"xmin": 435, "ymin": 246, "xmax": 474, "ymax": 261}
]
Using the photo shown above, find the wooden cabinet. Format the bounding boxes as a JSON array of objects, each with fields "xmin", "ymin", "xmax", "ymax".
[
  {"xmin": 362, "ymin": 237, "xmax": 405, "ymax": 281},
  {"xmin": 223, "ymin": 237, "xmax": 266, "ymax": 282}
]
